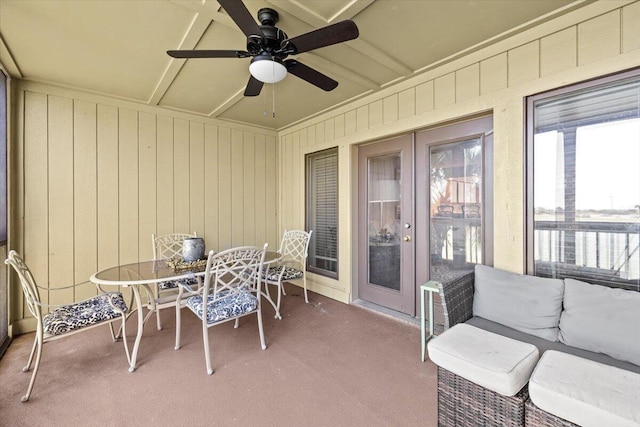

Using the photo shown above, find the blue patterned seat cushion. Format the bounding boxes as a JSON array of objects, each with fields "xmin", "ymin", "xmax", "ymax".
[
  {"xmin": 262, "ymin": 265, "xmax": 303, "ymax": 282},
  {"xmin": 158, "ymin": 276, "xmax": 199, "ymax": 291},
  {"xmin": 42, "ymin": 293, "xmax": 128, "ymax": 336},
  {"xmin": 186, "ymin": 290, "xmax": 258, "ymax": 324}
]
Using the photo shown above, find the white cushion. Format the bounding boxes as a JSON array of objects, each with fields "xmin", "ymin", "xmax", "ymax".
[
  {"xmin": 559, "ymin": 278, "xmax": 640, "ymax": 367},
  {"xmin": 473, "ymin": 265, "xmax": 565, "ymax": 341},
  {"xmin": 427, "ymin": 323, "xmax": 539, "ymax": 396},
  {"xmin": 529, "ymin": 350, "xmax": 640, "ymax": 427}
]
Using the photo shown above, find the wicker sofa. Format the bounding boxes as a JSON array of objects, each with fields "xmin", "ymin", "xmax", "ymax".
[{"xmin": 427, "ymin": 265, "xmax": 640, "ymax": 427}]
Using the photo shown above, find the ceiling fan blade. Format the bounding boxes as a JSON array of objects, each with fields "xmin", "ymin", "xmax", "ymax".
[
  {"xmin": 217, "ymin": 0, "xmax": 263, "ymax": 38},
  {"xmin": 285, "ymin": 60, "xmax": 338, "ymax": 91},
  {"xmin": 285, "ymin": 20, "xmax": 359, "ymax": 55},
  {"xmin": 244, "ymin": 75, "xmax": 264, "ymax": 96},
  {"xmin": 167, "ymin": 50, "xmax": 250, "ymax": 59}
]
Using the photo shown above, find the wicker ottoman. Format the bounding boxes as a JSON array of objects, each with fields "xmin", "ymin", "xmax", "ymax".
[{"xmin": 428, "ymin": 324, "xmax": 540, "ymax": 427}]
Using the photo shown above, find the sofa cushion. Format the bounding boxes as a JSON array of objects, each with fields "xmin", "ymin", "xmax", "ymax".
[
  {"xmin": 472, "ymin": 265, "xmax": 564, "ymax": 341},
  {"xmin": 466, "ymin": 316, "xmax": 640, "ymax": 374},
  {"xmin": 427, "ymin": 323, "xmax": 539, "ymax": 396},
  {"xmin": 529, "ymin": 350, "xmax": 640, "ymax": 427},
  {"xmin": 559, "ymin": 278, "xmax": 640, "ymax": 367}
]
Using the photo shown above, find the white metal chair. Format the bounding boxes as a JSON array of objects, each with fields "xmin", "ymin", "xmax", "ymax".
[
  {"xmin": 262, "ymin": 229, "xmax": 312, "ymax": 319},
  {"xmin": 151, "ymin": 232, "xmax": 199, "ymax": 330},
  {"xmin": 174, "ymin": 244, "xmax": 268, "ymax": 375},
  {"xmin": 4, "ymin": 250, "xmax": 129, "ymax": 402}
]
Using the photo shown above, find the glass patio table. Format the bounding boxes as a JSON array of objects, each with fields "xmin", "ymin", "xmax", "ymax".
[{"xmin": 90, "ymin": 251, "xmax": 282, "ymax": 372}]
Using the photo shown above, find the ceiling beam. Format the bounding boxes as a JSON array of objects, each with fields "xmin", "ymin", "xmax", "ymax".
[
  {"xmin": 268, "ymin": 0, "xmax": 411, "ymax": 77},
  {"xmin": 148, "ymin": 10, "xmax": 212, "ymax": 106},
  {"xmin": 0, "ymin": 32, "xmax": 23, "ymax": 78}
]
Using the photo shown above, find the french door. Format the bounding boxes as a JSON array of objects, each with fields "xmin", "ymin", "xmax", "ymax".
[
  {"xmin": 358, "ymin": 135, "xmax": 414, "ymax": 314},
  {"xmin": 357, "ymin": 116, "xmax": 492, "ymax": 317}
]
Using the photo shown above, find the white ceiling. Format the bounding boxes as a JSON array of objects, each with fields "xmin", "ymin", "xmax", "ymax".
[{"xmin": 0, "ymin": 0, "xmax": 589, "ymax": 130}]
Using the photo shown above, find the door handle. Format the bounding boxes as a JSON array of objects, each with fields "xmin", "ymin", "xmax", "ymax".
[{"xmin": 403, "ymin": 235, "xmax": 412, "ymax": 242}]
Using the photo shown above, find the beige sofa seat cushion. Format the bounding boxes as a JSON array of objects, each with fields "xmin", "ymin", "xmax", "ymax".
[
  {"xmin": 428, "ymin": 323, "xmax": 539, "ymax": 396},
  {"xmin": 529, "ymin": 350, "xmax": 640, "ymax": 427}
]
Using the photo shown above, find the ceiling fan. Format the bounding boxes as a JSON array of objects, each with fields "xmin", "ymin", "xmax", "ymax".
[{"xmin": 167, "ymin": 0, "xmax": 359, "ymax": 96}]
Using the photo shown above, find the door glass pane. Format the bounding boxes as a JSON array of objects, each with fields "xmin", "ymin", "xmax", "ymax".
[
  {"xmin": 368, "ymin": 154, "xmax": 401, "ymax": 290},
  {"xmin": 430, "ymin": 139, "xmax": 482, "ymax": 280}
]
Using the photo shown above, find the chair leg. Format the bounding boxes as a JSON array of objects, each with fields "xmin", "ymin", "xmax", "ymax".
[
  {"xmin": 119, "ymin": 316, "xmax": 131, "ymax": 366},
  {"xmin": 234, "ymin": 318, "xmax": 240, "ymax": 329},
  {"xmin": 275, "ymin": 282, "xmax": 283, "ymax": 319},
  {"xmin": 175, "ymin": 300, "xmax": 182, "ymax": 350},
  {"xmin": 22, "ymin": 331, "xmax": 43, "ymax": 402},
  {"xmin": 202, "ymin": 321, "xmax": 213, "ymax": 375},
  {"xmin": 303, "ymin": 273, "xmax": 309, "ymax": 304},
  {"xmin": 23, "ymin": 333, "xmax": 38, "ymax": 373},
  {"xmin": 257, "ymin": 309, "xmax": 267, "ymax": 350}
]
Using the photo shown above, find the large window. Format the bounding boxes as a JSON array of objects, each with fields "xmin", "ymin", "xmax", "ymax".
[
  {"xmin": 526, "ymin": 69, "xmax": 640, "ymax": 291},
  {"xmin": 306, "ymin": 148, "xmax": 338, "ymax": 278}
]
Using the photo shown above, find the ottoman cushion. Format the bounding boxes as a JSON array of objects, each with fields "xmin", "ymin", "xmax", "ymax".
[
  {"xmin": 428, "ymin": 323, "xmax": 539, "ymax": 396},
  {"xmin": 529, "ymin": 350, "xmax": 640, "ymax": 427}
]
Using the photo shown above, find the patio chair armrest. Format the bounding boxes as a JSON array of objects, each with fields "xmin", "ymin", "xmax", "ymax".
[{"xmin": 436, "ymin": 270, "xmax": 475, "ymax": 330}]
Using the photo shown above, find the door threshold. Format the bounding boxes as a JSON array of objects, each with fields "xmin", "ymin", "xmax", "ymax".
[{"xmin": 351, "ymin": 299, "xmax": 419, "ymax": 328}]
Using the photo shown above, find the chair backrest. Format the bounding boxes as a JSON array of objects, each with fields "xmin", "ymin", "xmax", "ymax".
[
  {"xmin": 278, "ymin": 229, "xmax": 313, "ymax": 265},
  {"xmin": 5, "ymin": 250, "xmax": 42, "ymax": 322},
  {"xmin": 152, "ymin": 232, "xmax": 197, "ymax": 260},
  {"xmin": 203, "ymin": 244, "xmax": 268, "ymax": 300}
]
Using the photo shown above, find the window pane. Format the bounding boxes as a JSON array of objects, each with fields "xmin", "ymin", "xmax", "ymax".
[
  {"xmin": 530, "ymin": 72, "xmax": 640, "ymax": 290},
  {"xmin": 306, "ymin": 148, "xmax": 338, "ymax": 277}
]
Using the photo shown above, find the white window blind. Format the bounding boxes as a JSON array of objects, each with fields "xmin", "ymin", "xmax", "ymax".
[{"xmin": 306, "ymin": 148, "xmax": 338, "ymax": 277}]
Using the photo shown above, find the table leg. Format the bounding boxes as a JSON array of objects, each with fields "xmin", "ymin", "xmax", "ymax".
[{"xmin": 128, "ymin": 285, "xmax": 145, "ymax": 372}]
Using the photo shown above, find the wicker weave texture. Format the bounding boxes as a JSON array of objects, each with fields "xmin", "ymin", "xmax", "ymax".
[
  {"xmin": 438, "ymin": 367, "xmax": 528, "ymax": 427},
  {"xmin": 437, "ymin": 271, "xmax": 475, "ymax": 330},
  {"xmin": 524, "ymin": 400, "xmax": 578, "ymax": 427}
]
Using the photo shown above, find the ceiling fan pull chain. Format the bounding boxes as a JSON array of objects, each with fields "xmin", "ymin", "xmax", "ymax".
[{"xmin": 272, "ymin": 60, "xmax": 276, "ymax": 118}]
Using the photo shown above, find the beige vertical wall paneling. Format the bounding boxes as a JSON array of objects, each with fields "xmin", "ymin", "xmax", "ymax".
[
  {"xmin": 480, "ymin": 54, "xmax": 508, "ymax": 95},
  {"xmin": 73, "ymin": 99, "xmax": 98, "ymax": 301},
  {"xmin": 622, "ymin": 2, "xmax": 640, "ymax": 52},
  {"xmin": 118, "ymin": 109, "xmax": 139, "ymax": 265},
  {"xmin": 12, "ymin": 90, "xmax": 25, "ymax": 321},
  {"xmin": 335, "ymin": 114, "xmax": 345, "ymax": 139},
  {"xmin": 96, "ymin": 104, "xmax": 119, "ymax": 271},
  {"xmin": 369, "ymin": 99, "xmax": 383, "ymax": 128},
  {"xmin": 356, "ymin": 106, "xmax": 369, "ymax": 133},
  {"xmin": 324, "ymin": 118, "xmax": 335, "ymax": 142},
  {"xmin": 173, "ymin": 119, "xmax": 190, "ymax": 233},
  {"xmin": 344, "ymin": 110, "xmax": 356, "ymax": 136},
  {"xmin": 230, "ymin": 129, "xmax": 244, "ymax": 247},
  {"xmin": 383, "ymin": 94, "xmax": 398, "ymax": 124},
  {"xmin": 217, "ymin": 127, "xmax": 232, "ymax": 250},
  {"xmin": 508, "ymin": 41, "xmax": 540, "ymax": 86},
  {"xmin": 398, "ymin": 88, "xmax": 415, "ymax": 120},
  {"xmin": 541, "ymin": 27, "xmax": 577, "ymax": 77},
  {"xmin": 578, "ymin": 10, "xmax": 621, "ymax": 66},
  {"xmin": 12, "ymin": 82, "xmax": 279, "ymax": 330},
  {"xmin": 292, "ymin": 132, "xmax": 301, "ymax": 229},
  {"xmin": 243, "ymin": 131, "xmax": 256, "ymax": 245},
  {"xmin": 254, "ymin": 133, "xmax": 266, "ymax": 247},
  {"xmin": 415, "ymin": 80, "xmax": 434, "ymax": 114},
  {"xmin": 455, "ymin": 63, "xmax": 480, "ymax": 102},
  {"xmin": 47, "ymin": 96, "xmax": 74, "ymax": 305},
  {"xmin": 156, "ymin": 116, "xmax": 174, "ymax": 236},
  {"xmin": 315, "ymin": 122, "xmax": 325, "ymax": 145},
  {"xmin": 434, "ymin": 73, "xmax": 455, "ymax": 108},
  {"xmin": 204, "ymin": 124, "xmax": 219, "ymax": 251},
  {"xmin": 189, "ymin": 122, "xmax": 205, "ymax": 238},
  {"xmin": 138, "ymin": 112, "xmax": 157, "ymax": 261},
  {"xmin": 307, "ymin": 124, "xmax": 316, "ymax": 146},
  {"xmin": 264, "ymin": 135, "xmax": 277, "ymax": 247},
  {"xmin": 23, "ymin": 92, "xmax": 49, "ymax": 310}
]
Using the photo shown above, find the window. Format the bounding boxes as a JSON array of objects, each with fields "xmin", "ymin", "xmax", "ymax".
[
  {"xmin": 526, "ymin": 69, "xmax": 640, "ymax": 291},
  {"xmin": 306, "ymin": 148, "xmax": 338, "ymax": 278}
]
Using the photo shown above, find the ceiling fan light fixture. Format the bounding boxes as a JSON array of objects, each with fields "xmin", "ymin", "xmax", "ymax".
[{"xmin": 249, "ymin": 55, "xmax": 287, "ymax": 84}]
